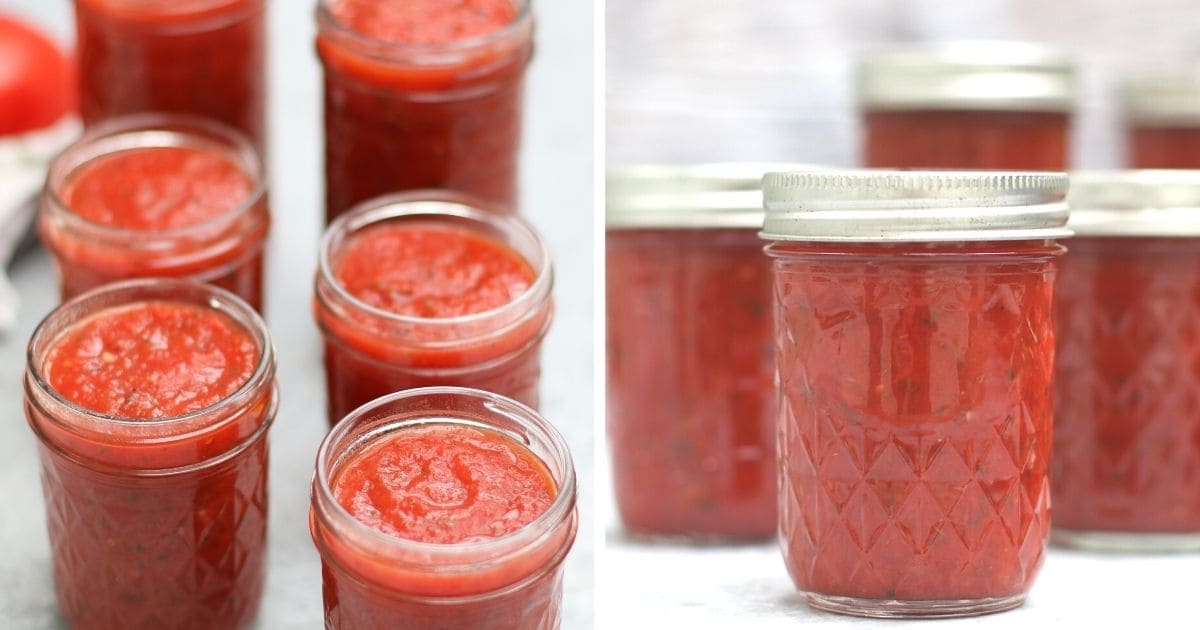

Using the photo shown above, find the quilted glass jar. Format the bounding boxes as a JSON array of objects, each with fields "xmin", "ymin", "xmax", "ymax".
[
  {"xmin": 762, "ymin": 170, "xmax": 1069, "ymax": 618},
  {"xmin": 606, "ymin": 164, "xmax": 781, "ymax": 542},
  {"xmin": 1053, "ymin": 171, "xmax": 1200, "ymax": 551},
  {"xmin": 857, "ymin": 42, "xmax": 1076, "ymax": 169}
]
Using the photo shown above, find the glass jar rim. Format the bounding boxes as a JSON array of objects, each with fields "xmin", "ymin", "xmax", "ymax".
[
  {"xmin": 761, "ymin": 169, "xmax": 1072, "ymax": 243},
  {"xmin": 312, "ymin": 387, "xmax": 577, "ymax": 568},
  {"xmin": 318, "ymin": 190, "xmax": 553, "ymax": 330},
  {"xmin": 25, "ymin": 278, "xmax": 276, "ymax": 436},
  {"xmin": 316, "ymin": 0, "xmax": 532, "ymax": 61},
  {"xmin": 42, "ymin": 112, "xmax": 267, "ymax": 245}
]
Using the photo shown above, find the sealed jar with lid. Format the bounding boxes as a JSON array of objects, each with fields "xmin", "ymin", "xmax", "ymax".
[
  {"xmin": 1053, "ymin": 171, "xmax": 1200, "ymax": 551},
  {"xmin": 606, "ymin": 164, "xmax": 783, "ymax": 542},
  {"xmin": 858, "ymin": 42, "xmax": 1076, "ymax": 169},
  {"xmin": 763, "ymin": 170, "xmax": 1068, "ymax": 618},
  {"xmin": 1121, "ymin": 73, "xmax": 1200, "ymax": 168}
]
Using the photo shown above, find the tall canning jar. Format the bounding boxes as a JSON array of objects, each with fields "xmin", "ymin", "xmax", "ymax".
[
  {"xmin": 857, "ymin": 42, "xmax": 1076, "ymax": 169},
  {"xmin": 763, "ymin": 170, "xmax": 1069, "ymax": 618},
  {"xmin": 1053, "ymin": 170, "xmax": 1200, "ymax": 551},
  {"xmin": 24, "ymin": 279, "xmax": 278, "ymax": 630},
  {"xmin": 606, "ymin": 164, "xmax": 783, "ymax": 542}
]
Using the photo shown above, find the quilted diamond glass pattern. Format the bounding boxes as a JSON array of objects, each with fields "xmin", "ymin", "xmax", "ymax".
[
  {"xmin": 1053, "ymin": 237, "xmax": 1200, "ymax": 533},
  {"xmin": 770, "ymin": 241, "xmax": 1057, "ymax": 606}
]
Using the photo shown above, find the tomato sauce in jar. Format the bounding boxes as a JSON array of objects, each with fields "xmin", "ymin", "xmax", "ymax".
[
  {"xmin": 763, "ymin": 170, "xmax": 1069, "ymax": 618},
  {"xmin": 1122, "ymin": 74, "xmax": 1200, "ymax": 168},
  {"xmin": 310, "ymin": 387, "xmax": 577, "ymax": 629},
  {"xmin": 316, "ymin": 0, "xmax": 533, "ymax": 222},
  {"xmin": 1053, "ymin": 171, "xmax": 1200, "ymax": 551},
  {"xmin": 606, "ymin": 164, "xmax": 781, "ymax": 542},
  {"xmin": 858, "ymin": 43, "xmax": 1076, "ymax": 169},
  {"xmin": 74, "ymin": 0, "xmax": 267, "ymax": 153},
  {"xmin": 314, "ymin": 192, "xmax": 552, "ymax": 426},
  {"xmin": 24, "ymin": 279, "xmax": 278, "ymax": 630},
  {"xmin": 40, "ymin": 114, "xmax": 269, "ymax": 311}
]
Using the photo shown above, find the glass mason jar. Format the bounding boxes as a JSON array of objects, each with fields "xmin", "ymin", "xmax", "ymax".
[
  {"xmin": 316, "ymin": 0, "xmax": 534, "ymax": 222},
  {"xmin": 606, "ymin": 164, "xmax": 781, "ymax": 542},
  {"xmin": 24, "ymin": 279, "xmax": 278, "ymax": 630},
  {"xmin": 1121, "ymin": 73, "xmax": 1200, "ymax": 168},
  {"xmin": 310, "ymin": 387, "xmax": 578, "ymax": 629},
  {"xmin": 857, "ymin": 42, "xmax": 1076, "ymax": 169},
  {"xmin": 1053, "ymin": 171, "xmax": 1200, "ymax": 551},
  {"xmin": 763, "ymin": 170, "xmax": 1069, "ymax": 618},
  {"xmin": 40, "ymin": 114, "xmax": 270, "ymax": 311},
  {"xmin": 74, "ymin": 0, "xmax": 267, "ymax": 153},
  {"xmin": 314, "ymin": 191, "xmax": 553, "ymax": 426}
]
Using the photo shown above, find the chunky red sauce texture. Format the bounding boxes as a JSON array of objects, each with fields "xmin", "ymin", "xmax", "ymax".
[
  {"xmin": 1128, "ymin": 126, "xmax": 1200, "ymax": 168},
  {"xmin": 43, "ymin": 145, "xmax": 267, "ymax": 310},
  {"xmin": 335, "ymin": 224, "xmax": 534, "ymax": 318},
  {"xmin": 63, "ymin": 146, "xmax": 252, "ymax": 231},
  {"xmin": 328, "ymin": 0, "xmax": 516, "ymax": 45},
  {"xmin": 333, "ymin": 424, "xmax": 555, "ymax": 544},
  {"xmin": 319, "ymin": 0, "xmax": 529, "ymax": 220},
  {"xmin": 864, "ymin": 110, "xmax": 1069, "ymax": 169},
  {"xmin": 317, "ymin": 423, "xmax": 570, "ymax": 629},
  {"xmin": 320, "ymin": 224, "xmax": 545, "ymax": 423},
  {"xmin": 771, "ymin": 241, "xmax": 1058, "ymax": 603},
  {"xmin": 75, "ymin": 0, "xmax": 267, "ymax": 151},
  {"xmin": 606, "ymin": 229, "xmax": 776, "ymax": 541},
  {"xmin": 45, "ymin": 301, "xmax": 256, "ymax": 418},
  {"xmin": 31, "ymin": 299, "xmax": 271, "ymax": 630},
  {"xmin": 1054, "ymin": 238, "xmax": 1200, "ymax": 533}
]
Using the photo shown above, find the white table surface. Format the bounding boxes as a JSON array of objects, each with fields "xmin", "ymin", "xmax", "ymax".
[
  {"xmin": 0, "ymin": 2, "xmax": 595, "ymax": 628},
  {"xmin": 598, "ymin": 438, "xmax": 1196, "ymax": 629}
]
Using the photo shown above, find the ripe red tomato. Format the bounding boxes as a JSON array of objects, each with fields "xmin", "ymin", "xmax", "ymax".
[{"xmin": 0, "ymin": 14, "xmax": 73, "ymax": 135}]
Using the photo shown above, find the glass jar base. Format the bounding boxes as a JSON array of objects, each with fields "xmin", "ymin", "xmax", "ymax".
[
  {"xmin": 801, "ymin": 592, "xmax": 1026, "ymax": 619},
  {"xmin": 1052, "ymin": 528, "xmax": 1200, "ymax": 552},
  {"xmin": 618, "ymin": 527, "xmax": 774, "ymax": 547}
]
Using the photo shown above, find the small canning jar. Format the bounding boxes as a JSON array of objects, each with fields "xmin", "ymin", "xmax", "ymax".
[
  {"xmin": 1053, "ymin": 171, "xmax": 1200, "ymax": 551},
  {"xmin": 763, "ymin": 170, "xmax": 1069, "ymax": 618},
  {"xmin": 316, "ymin": 0, "xmax": 534, "ymax": 221},
  {"xmin": 606, "ymin": 164, "xmax": 783, "ymax": 542},
  {"xmin": 24, "ymin": 279, "xmax": 278, "ymax": 630},
  {"xmin": 74, "ymin": 0, "xmax": 267, "ymax": 152},
  {"xmin": 858, "ymin": 42, "xmax": 1076, "ymax": 169},
  {"xmin": 315, "ymin": 191, "xmax": 553, "ymax": 426},
  {"xmin": 40, "ymin": 114, "xmax": 270, "ymax": 311},
  {"xmin": 1121, "ymin": 73, "xmax": 1200, "ymax": 168},
  {"xmin": 310, "ymin": 387, "xmax": 578, "ymax": 629}
]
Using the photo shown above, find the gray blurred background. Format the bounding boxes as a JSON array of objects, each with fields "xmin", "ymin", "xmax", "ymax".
[{"xmin": 606, "ymin": 0, "xmax": 1200, "ymax": 168}]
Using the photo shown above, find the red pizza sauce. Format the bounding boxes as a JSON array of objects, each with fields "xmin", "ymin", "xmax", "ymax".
[
  {"xmin": 317, "ymin": 0, "xmax": 533, "ymax": 221},
  {"xmin": 863, "ymin": 110, "xmax": 1069, "ymax": 169},
  {"xmin": 41, "ymin": 116, "xmax": 269, "ymax": 311},
  {"xmin": 332, "ymin": 424, "xmax": 555, "ymax": 544},
  {"xmin": 1053, "ymin": 237, "xmax": 1200, "ymax": 535},
  {"xmin": 315, "ymin": 196, "xmax": 551, "ymax": 425},
  {"xmin": 310, "ymin": 390, "xmax": 577, "ymax": 629},
  {"xmin": 606, "ymin": 228, "xmax": 775, "ymax": 541},
  {"xmin": 769, "ymin": 241, "xmax": 1059, "ymax": 609},
  {"xmin": 24, "ymin": 281, "xmax": 276, "ymax": 630},
  {"xmin": 1127, "ymin": 126, "xmax": 1200, "ymax": 168},
  {"xmin": 74, "ymin": 0, "xmax": 267, "ymax": 152}
]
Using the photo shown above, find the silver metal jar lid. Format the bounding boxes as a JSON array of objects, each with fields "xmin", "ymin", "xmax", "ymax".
[
  {"xmin": 761, "ymin": 170, "xmax": 1071, "ymax": 242},
  {"xmin": 1068, "ymin": 170, "xmax": 1200, "ymax": 237},
  {"xmin": 606, "ymin": 163, "xmax": 813, "ymax": 229},
  {"xmin": 857, "ymin": 41, "xmax": 1077, "ymax": 112},
  {"xmin": 1121, "ymin": 72, "xmax": 1200, "ymax": 124}
]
